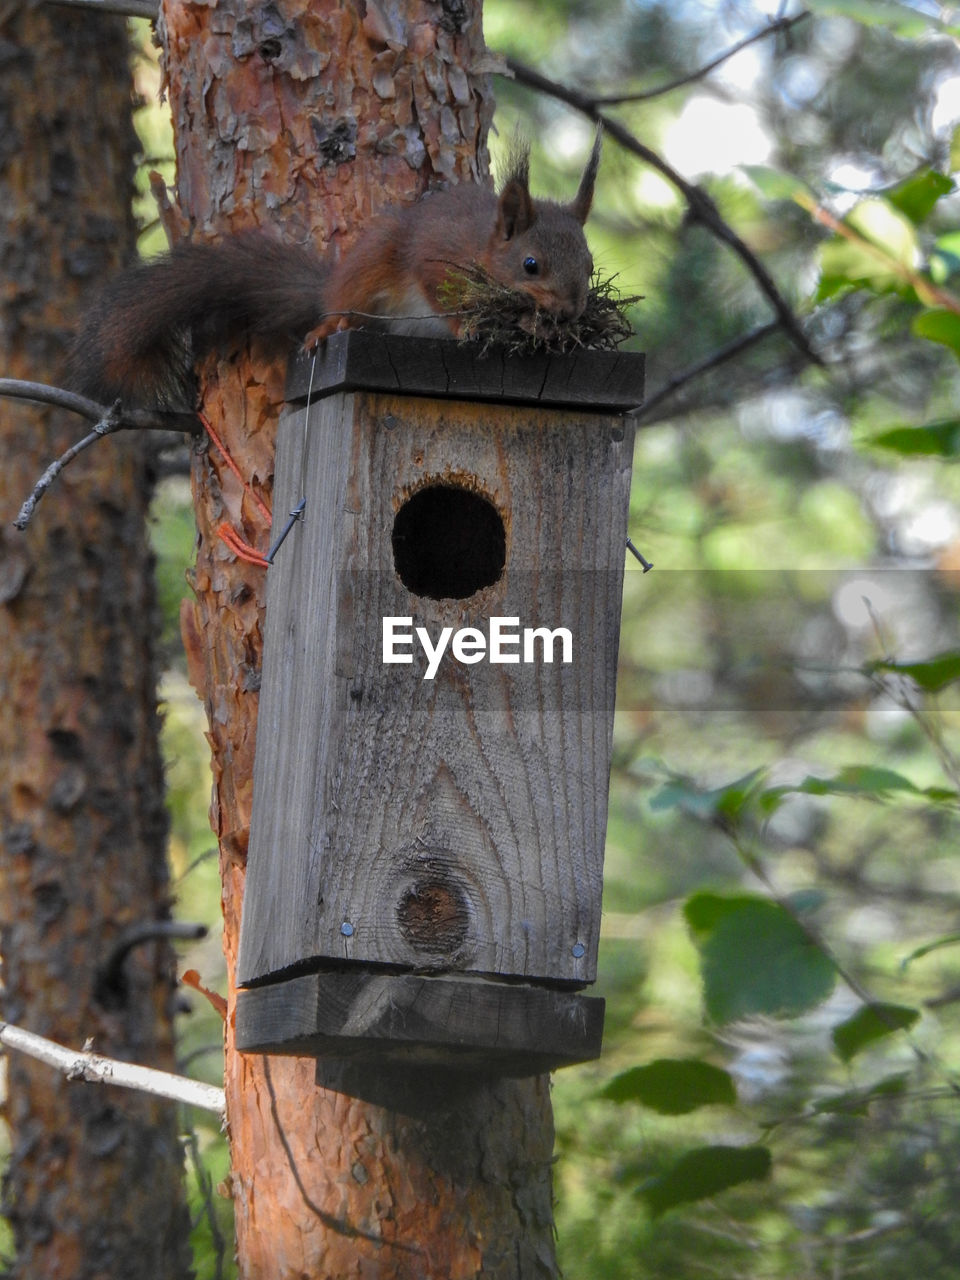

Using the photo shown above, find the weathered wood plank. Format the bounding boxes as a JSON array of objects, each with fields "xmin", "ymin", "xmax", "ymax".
[
  {"xmin": 235, "ymin": 971, "xmax": 605, "ymax": 1076},
  {"xmin": 237, "ymin": 388, "xmax": 635, "ymax": 995},
  {"xmin": 287, "ymin": 331, "xmax": 645, "ymax": 413}
]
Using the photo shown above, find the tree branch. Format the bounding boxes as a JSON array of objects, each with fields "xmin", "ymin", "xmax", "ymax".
[
  {"xmin": 0, "ymin": 1021, "xmax": 225, "ymax": 1119},
  {"xmin": 636, "ymin": 320, "xmax": 781, "ymax": 420},
  {"xmin": 13, "ymin": 405, "xmax": 126, "ymax": 530},
  {"xmin": 46, "ymin": 0, "xmax": 159, "ymax": 18},
  {"xmin": 2, "ymin": 378, "xmax": 198, "ymax": 530},
  {"xmin": 0, "ymin": 378, "xmax": 196, "ymax": 433},
  {"xmin": 97, "ymin": 921, "xmax": 209, "ymax": 1004},
  {"xmin": 594, "ymin": 11, "xmax": 811, "ymax": 105},
  {"xmin": 796, "ymin": 192, "xmax": 960, "ymax": 315},
  {"xmin": 503, "ymin": 59, "xmax": 820, "ymax": 367}
]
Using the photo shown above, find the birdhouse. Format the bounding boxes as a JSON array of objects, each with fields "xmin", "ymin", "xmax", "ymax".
[{"xmin": 235, "ymin": 331, "xmax": 644, "ymax": 1075}]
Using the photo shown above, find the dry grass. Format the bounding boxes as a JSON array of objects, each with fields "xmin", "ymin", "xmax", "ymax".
[{"xmin": 437, "ymin": 265, "xmax": 640, "ymax": 355}]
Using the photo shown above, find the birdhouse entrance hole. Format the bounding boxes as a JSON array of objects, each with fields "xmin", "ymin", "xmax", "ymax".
[{"xmin": 392, "ymin": 483, "xmax": 506, "ymax": 600}]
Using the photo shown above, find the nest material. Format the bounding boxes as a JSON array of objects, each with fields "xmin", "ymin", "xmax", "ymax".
[{"xmin": 437, "ymin": 265, "xmax": 641, "ymax": 355}]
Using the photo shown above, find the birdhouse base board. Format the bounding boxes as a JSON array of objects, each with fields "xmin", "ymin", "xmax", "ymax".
[{"xmin": 235, "ymin": 970, "xmax": 604, "ymax": 1076}]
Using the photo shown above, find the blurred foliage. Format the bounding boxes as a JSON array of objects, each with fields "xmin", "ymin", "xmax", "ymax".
[{"xmin": 133, "ymin": 2, "xmax": 960, "ymax": 1276}]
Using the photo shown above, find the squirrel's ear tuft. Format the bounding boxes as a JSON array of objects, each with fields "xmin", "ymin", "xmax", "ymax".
[
  {"xmin": 569, "ymin": 123, "xmax": 603, "ymax": 225},
  {"xmin": 499, "ymin": 128, "xmax": 531, "ymax": 193},
  {"xmin": 496, "ymin": 180, "xmax": 535, "ymax": 240}
]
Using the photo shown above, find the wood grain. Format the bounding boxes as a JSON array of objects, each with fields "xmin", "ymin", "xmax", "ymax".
[
  {"xmin": 287, "ymin": 330, "xmax": 646, "ymax": 413},
  {"xmin": 238, "ymin": 384, "xmax": 635, "ymax": 1003},
  {"xmin": 235, "ymin": 971, "xmax": 605, "ymax": 1076}
]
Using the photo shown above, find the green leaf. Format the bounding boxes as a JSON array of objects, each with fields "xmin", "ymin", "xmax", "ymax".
[
  {"xmin": 684, "ymin": 894, "xmax": 836, "ymax": 1023},
  {"xmin": 812, "ymin": 1072, "xmax": 909, "ymax": 1115},
  {"xmin": 832, "ymin": 1003, "xmax": 920, "ymax": 1063},
  {"xmin": 806, "ymin": 0, "xmax": 951, "ymax": 36},
  {"xmin": 887, "ymin": 170, "xmax": 954, "ymax": 224},
  {"xmin": 797, "ymin": 765, "xmax": 920, "ymax": 796},
  {"xmin": 913, "ymin": 309, "xmax": 960, "ymax": 357},
  {"xmin": 870, "ymin": 651, "xmax": 960, "ymax": 692},
  {"xmin": 601, "ymin": 1059, "xmax": 736, "ymax": 1114},
  {"xmin": 816, "ymin": 237, "xmax": 903, "ymax": 301},
  {"xmin": 900, "ymin": 932, "xmax": 960, "ymax": 969},
  {"xmin": 741, "ymin": 165, "xmax": 809, "ymax": 202},
  {"xmin": 770, "ymin": 764, "xmax": 956, "ymax": 805},
  {"xmin": 869, "ymin": 419, "xmax": 960, "ymax": 457},
  {"xmin": 649, "ymin": 770, "xmax": 764, "ymax": 826},
  {"xmin": 848, "ymin": 199, "xmax": 919, "ymax": 268},
  {"xmin": 930, "ymin": 232, "xmax": 960, "ymax": 284},
  {"xmin": 640, "ymin": 1145, "xmax": 771, "ymax": 1217},
  {"xmin": 951, "ymin": 124, "xmax": 960, "ymax": 175},
  {"xmin": 683, "ymin": 892, "xmax": 755, "ymax": 939}
]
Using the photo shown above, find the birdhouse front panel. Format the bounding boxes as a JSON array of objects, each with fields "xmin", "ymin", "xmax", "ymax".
[{"xmin": 235, "ymin": 334, "xmax": 643, "ymax": 1068}]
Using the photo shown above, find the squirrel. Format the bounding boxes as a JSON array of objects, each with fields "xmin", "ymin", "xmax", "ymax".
[{"xmin": 67, "ymin": 130, "xmax": 602, "ymax": 411}]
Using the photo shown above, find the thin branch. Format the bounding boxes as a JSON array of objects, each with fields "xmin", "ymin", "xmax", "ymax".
[
  {"xmin": 184, "ymin": 1128, "xmax": 229, "ymax": 1280},
  {"xmin": 635, "ymin": 319, "xmax": 780, "ymax": 420},
  {"xmin": 14, "ymin": 406, "xmax": 125, "ymax": 529},
  {"xmin": 46, "ymin": 0, "xmax": 159, "ymax": 18},
  {"xmin": 0, "ymin": 1020, "xmax": 225, "ymax": 1118},
  {"xmin": 503, "ymin": 58, "xmax": 820, "ymax": 367},
  {"xmin": 595, "ymin": 11, "xmax": 811, "ymax": 105},
  {"xmin": 2, "ymin": 379, "xmax": 197, "ymax": 530},
  {"xmin": 98, "ymin": 920, "xmax": 209, "ymax": 999},
  {"xmin": 797, "ymin": 192, "xmax": 960, "ymax": 315},
  {"xmin": 0, "ymin": 378, "xmax": 196, "ymax": 433}
]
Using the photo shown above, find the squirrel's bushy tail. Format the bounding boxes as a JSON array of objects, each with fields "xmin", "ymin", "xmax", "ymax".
[{"xmin": 66, "ymin": 232, "xmax": 328, "ymax": 410}]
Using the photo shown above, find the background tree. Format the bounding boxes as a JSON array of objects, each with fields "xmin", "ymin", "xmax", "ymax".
[{"xmin": 0, "ymin": 6, "xmax": 191, "ymax": 1278}]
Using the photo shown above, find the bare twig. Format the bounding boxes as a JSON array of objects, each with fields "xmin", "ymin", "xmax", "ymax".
[
  {"xmin": 46, "ymin": 0, "xmax": 159, "ymax": 18},
  {"xmin": 635, "ymin": 320, "xmax": 781, "ymax": 420},
  {"xmin": 97, "ymin": 920, "xmax": 209, "ymax": 1001},
  {"xmin": 595, "ymin": 11, "xmax": 811, "ymax": 105},
  {"xmin": 0, "ymin": 377, "xmax": 196, "ymax": 433},
  {"xmin": 14, "ymin": 405, "xmax": 125, "ymax": 529},
  {"xmin": 503, "ymin": 59, "xmax": 820, "ymax": 367},
  {"xmin": 2, "ymin": 378, "xmax": 197, "ymax": 530},
  {"xmin": 0, "ymin": 1020, "xmax": 225, "ymax": 1118},
  {"xmin": 797, "ymin": 193, "xmax": 960, "ymax": 315},
  {"xmin": 184, "ymin": 1128, "xmax": 229, "ymax": 1280}
]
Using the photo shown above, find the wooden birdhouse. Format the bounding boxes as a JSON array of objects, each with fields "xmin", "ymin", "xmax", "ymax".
[{"xmin": 235, "ymin": 331, "xmax": 644, "ymax": 1075}]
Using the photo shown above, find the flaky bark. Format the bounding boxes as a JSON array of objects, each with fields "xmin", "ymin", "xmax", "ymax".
[
  {"xmin": 165, "ymin": 0, "xmax": 559, "ymax": 1273},
  {"xmin": 0, "ymin": 8, "xmax": 191, "ymax": 1278}
]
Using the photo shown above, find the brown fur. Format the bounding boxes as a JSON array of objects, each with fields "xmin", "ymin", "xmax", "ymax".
[{"xmin": 68, "ymin": 130, "xmax": 603, "ymax": 410}]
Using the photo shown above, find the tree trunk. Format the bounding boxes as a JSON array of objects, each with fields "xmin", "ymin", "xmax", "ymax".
[
  {"xmin": 0, "ymin": 9, "xmax": 192, "ymax": 1279},
  {"xmin": 164, "ymin": 0, "xmax": 559, "ymax": 1273}
]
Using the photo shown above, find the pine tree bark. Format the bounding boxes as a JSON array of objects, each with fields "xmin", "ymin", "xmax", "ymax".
[
  {"xmin": 164, "ymin": 1, "xmax": 559, "ymax": 1274},
  {"xmin": 0, "ymin": 8, "xmax": 192, "ymax": 1279}
]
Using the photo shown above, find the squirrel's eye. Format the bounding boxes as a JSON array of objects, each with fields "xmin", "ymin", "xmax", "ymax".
[{"xmin": 523, "ymin": 256, "xmax": 539, "ymax": 276}]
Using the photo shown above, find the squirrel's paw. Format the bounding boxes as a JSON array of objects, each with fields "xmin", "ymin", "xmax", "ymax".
[{"xmin": 303, "ymin": 316, "xmax": 350, "ymax": 350}]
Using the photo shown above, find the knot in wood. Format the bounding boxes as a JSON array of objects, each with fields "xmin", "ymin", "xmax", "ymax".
[{"xmin": 396, "ymin": 877, "xmax": 470, "ymax": 954}]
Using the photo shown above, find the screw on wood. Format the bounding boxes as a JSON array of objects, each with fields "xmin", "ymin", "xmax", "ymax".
[
  {"xmin": 266, "ymin": 350, "xmax": 318, "ymax": 565},
  {"xmin": 265, "ymin": 497, "xmax": 306, "ymax": 563},
  {"xmin": 340, "ymin": 921, "xmax": 355, "ymax": 937},
  {"xmin": 626, "ymin": 536, "xmax": 654, "ymax": 572},
  {"xmin": 571, "ymin": 942, "xmax": 586, "ymax": 958}
]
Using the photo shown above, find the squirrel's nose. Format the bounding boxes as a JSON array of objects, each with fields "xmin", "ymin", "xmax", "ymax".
[{"xmin": 560, "ymin": 287, "xmax": 588, "ymax": 324}]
